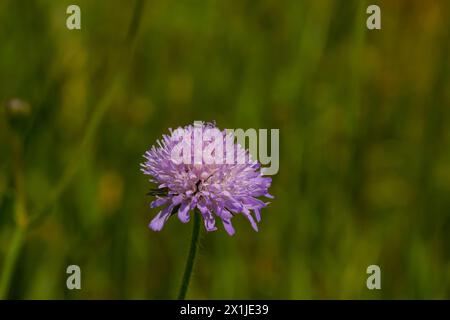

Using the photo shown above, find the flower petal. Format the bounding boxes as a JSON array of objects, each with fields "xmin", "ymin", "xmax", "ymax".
[
  {"xmin": 222, "ymin": 219, "xmax": 235, "ymax": 236},
  {"xmin": 254, "ymin": 208, "xmax": 261, "ymax": 222},
  {"xmin": 204, "ymin": 216, "xmax": 217, "ymax": 232},
  {"xmin": 172, "ymin": 194, "xmax": 184, "ymax": 205},
  {"xmin": 177, "ymin": 201, "xmax": 191, "ymax": 223},
  {"xmin": 148, "ymin": 205, "xmax": 173, "ymax": 231},
  {"xmin": 150, "ymin": 197, "xmax": 169, "ymax": 208},
  {"xmin": 242, "ymin": 208, "xmax": 258, "ymax": 231},
  {"xmin": 197, "ymin": 200, "xmax": 217, "ymax": 231}
]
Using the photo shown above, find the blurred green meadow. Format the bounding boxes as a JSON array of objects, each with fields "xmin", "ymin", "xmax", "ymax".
[{"xmin": 1, "ymin": 0, "xmax": 450, "ymax": 299}]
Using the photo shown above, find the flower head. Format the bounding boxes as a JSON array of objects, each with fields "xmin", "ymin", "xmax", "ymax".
[{"xmin": 141, "ymin": 121, "xmax": 273, "ymax": 235}]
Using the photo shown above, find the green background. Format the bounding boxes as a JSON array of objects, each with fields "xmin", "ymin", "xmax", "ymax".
[{"xmin": 1, "ymin": 0, "xmax": 449, "ymax": 299}]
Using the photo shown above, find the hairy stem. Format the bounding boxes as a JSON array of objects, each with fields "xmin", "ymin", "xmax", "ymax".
[{"xmin": 177, "ymin": 210, "xmax": 201, "ymax": 300}]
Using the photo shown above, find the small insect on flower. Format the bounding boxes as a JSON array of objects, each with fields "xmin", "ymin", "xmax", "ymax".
[{"xmin": 141, "ymin": 121, "xmax": 273, "ymax": 236}]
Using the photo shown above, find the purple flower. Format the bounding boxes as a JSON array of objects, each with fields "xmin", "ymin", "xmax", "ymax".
[{"xmin": 141, "ymin": 122, "xmax": 273, "ymax": 236}]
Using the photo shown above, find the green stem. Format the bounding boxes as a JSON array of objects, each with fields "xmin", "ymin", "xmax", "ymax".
[{"xmin": 177, "ymin": 210, "xmax": 201, "ymax": 300}]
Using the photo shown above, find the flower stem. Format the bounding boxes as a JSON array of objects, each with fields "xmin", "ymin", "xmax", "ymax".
[{"xmin": 177, "ymin": 210, "xmax": 201, "ymax": 300}]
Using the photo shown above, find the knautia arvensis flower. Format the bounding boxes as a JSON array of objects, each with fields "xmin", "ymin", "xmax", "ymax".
[{"xmin": 141, "ymin": 121, "xmax": 273, "ymax": 236}]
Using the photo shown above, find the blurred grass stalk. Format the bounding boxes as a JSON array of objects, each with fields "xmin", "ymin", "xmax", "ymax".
[
  {"xmin": 0, "ymin": 0, "xmax": 145, "ymax": 298},
  {"xmin": 31, "ymin": 0, "xmax": 145, "ymax": 228},
  {"xmin": 0, "ymin": 228, "xmax": 26, "ymax": 299},
  {"xmin": 0, "ymin": 134, "xmax": 28, "ymax": 299}
]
